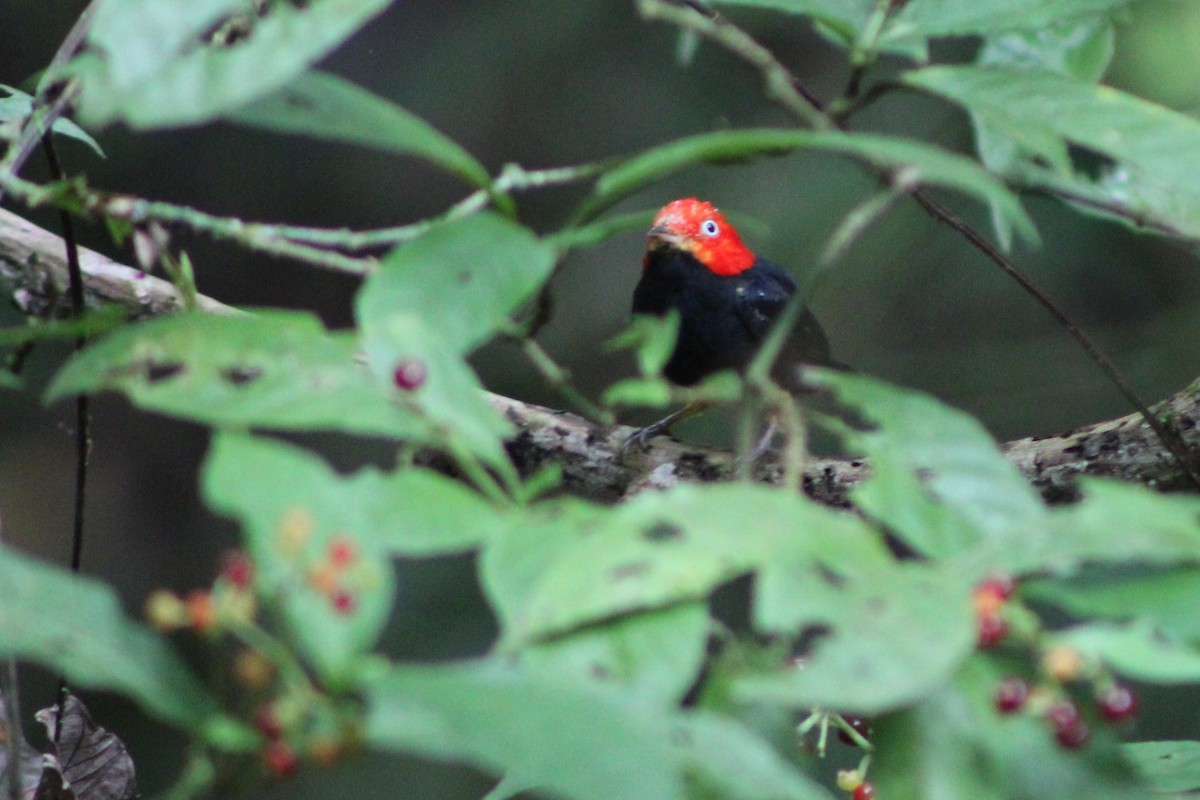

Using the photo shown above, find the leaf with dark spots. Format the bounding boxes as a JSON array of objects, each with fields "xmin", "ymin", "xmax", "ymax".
[
  {"xmin": 144, "ymin": 361, "xmax": 184, "ymax": 383},
  {"xmin": 35, "ymin": 695, "xmax": 137, "ymax": 800},
  {"xmin": 612, "ymin": 562, "xmax": 651, "ymax": 582},
  {"xmin": 643, "ymin": 521, "xmax": 683, "ymax": 543},
  {"xmin": 219, "ymin": 365, "xmax": 263, "ymax": 386}
]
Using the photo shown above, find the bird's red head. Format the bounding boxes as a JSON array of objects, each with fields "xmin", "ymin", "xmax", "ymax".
[{"xmin": 644, "ymin": 198, "xmax": 755, "ymax": 276}]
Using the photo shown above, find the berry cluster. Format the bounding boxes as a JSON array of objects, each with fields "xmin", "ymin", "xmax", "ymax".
[
  {"xmin": 144, "ymin": 549, "xmax": 258, "ymax": 634},
  {"xmin": 972, "ymin": 574, "xmax": 1140, "ymax": 751},
  {"xmin": 836, "ymin": 769, "xmax": 876, "ymax": 800}
]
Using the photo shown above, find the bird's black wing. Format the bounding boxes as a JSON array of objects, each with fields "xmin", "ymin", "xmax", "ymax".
[{"xmin": 734, "ymin": 258, "xmax": 833, "ymax": 367}]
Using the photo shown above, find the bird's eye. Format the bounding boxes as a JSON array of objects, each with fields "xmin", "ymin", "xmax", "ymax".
[{"xmin": 700, "ymin": 219, "xmax": 720, "ymax": 237}]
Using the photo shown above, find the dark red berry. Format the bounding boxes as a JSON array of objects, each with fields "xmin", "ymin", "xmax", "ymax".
[
  {"xmin": 978, "ymin": 573, "xmax": 1016, "ymax": 601},
  {"xmin": 392, "ymin": 358, "xmax": 427, "ymax": 391},
  {"xmin": 328, "ymin": 537, "xmax": 358, "ymax": 568},
  {"xmin": 977, "ymin": 612, "xmax": 1007, "ymax": 647},
  {"xmin": 254, "ymin": 703, "xmax": 284, "ymax": 740},
  {"xmin": 331, "ymin": 590, "xmax": 357, "ymax": 615},
  {"xmin": 1055, "ymin": 719, "xmax": 1091, "ymax": 749},
  {"xmin": 263, "ymin": 741, "xmax": 298, "ymax": 778},
  {"xmin": 994, "ymin": 677, "xmax": 1030, "ymax": 714},
  {"xmin": 1096, "ymin": 684, "xmax": 1139, "ymax": 723},
  {"xmin": 853, "ymin": 781, "xmax": 876, "ymax": 800},
  {"xmin": 221, "ymin": 550, "xmax": 254, "ymax": 589},
  {"xmin": 1046, "ymin": 699, "xmax": 1079, "ymax": 732},
  {"xmin": 836, "ymin": 715, "xmax": 872, "ymax": 746}
]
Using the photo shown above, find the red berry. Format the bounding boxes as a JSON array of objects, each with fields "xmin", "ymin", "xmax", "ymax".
[
  {"xmin": 1096, "ymin": 684, "xmax": 1139, "ymax": 723},
  {"xmin": 978, "ymin": 574, "xmax": 1016, "ymax": 601},
  {"xmin": 221, "ymin": 550, "xmax": 254, "ymax": 589},
  {"xmin": 853, "ymin": 781, "xmax": 876, "ymax": 800},
  {"xmin": 254, "ymin": 703, "xmax": 284, "ymax": 740},
  {"xmin": 1055, "ymin": 719, "xmax": 1091, "ymax": 749},
  {"xmin": 263, "ymin": 741, "xmax": 298, "ymax": 778},
  {"xmin": 392, "ymin": 358, "xmax": 427, "ymax": 391},
  {"xmin": 1046, "ymin": 699, "xmax": 1079, "ymax": 732},
  {"xmin": 977, "ymin": 612, "xmax": 1007, "ymax": 647},
  {"xmin": 331, "ymin": 590, "xmax": 357, "ymax": 615},
  {"xmin": 836, "ymin": 715, "xmax": 872, "ymax": 746},
  {"xmin": 994, "ymin": 677, "xmax": 1030, "ymax": 714},
  {"xmin": 328, "ymin": 536, "xmax": 358, "ymax": 568}
]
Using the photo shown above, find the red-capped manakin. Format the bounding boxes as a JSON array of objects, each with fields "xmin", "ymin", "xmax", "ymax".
[{"xmin": 627, "ymin": 197, "xmax": 837, "ymax": 445}]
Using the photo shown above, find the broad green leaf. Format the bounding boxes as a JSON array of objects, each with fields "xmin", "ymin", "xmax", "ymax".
[
  {"xmin": 202, "ymin": 433, "xmax": 507, "ymax": 681},
  {"xmin": 226, "ymin": 70, "xmax": 489, "ymax": 187},
  {"xmin": 364, "ymin": 660, "xmax": 831, "ymax": 800},
  {"xmin": 808, "ymin": 369, "xmax": 1046, "ymax": 558},
  {"xmin": 0, "ymin": 85, "xmax": 104, "ymax": 157},
  {"xmin": 1124, "ymin": 741, "xmax": 1200, "ymax": 793},
  {"xmin": 72, "ymin": 0, "xmax": 393, "ymax": 128},
  {"xmin": 591, "ymin": 129, "xmax": 1036, "ymax": 246},
  {"xmin": 358, "ymin": 214, "xmax": 557, "ymax": 355},
  {"xmin": 673, "ymin": 713, "xmax": 833, "ymax": 800},
  {"xmin": 972, "ymin": 17, "xmax": 1115, "ymax": 247},
  {"xmin": 873, "ymin": 655, "xmax": 1146, "ymax": 800},
  {"xmin": 881, "ymin": 0, "xmax": 1135, "ymax": 48},
  {"xmin": 481, "ymin": 483, "xmax": 887, "ymax": 644},
  {"xmin": 45, "ymin": 311, "xmax": 437, "ymax": 443},
  {"xmin": 1052, "ymin": 621, "xmax": 1200, "ymax": 684},
  {"xmin": 357, "ymin": 312, "xmax": 515, "ymax": 477},
  {"xmin": 519, "ymin": 604, "xmax": 709, "ymax": 707},
  {"xmin": 0, "ymin": 371, "xmax": 20, "ymax": 390},
  {"xmin": 365, "ymin": 661, "xmax": 684, "ymax": 800},
  {"xmin": 906, "ymin": 65, "xmax": 1200, "ymax": 240},
  {"xmin": 963, "ymin": 479, "xmax": 1200, "ymax": 577},
  {"xmin": 0, "ymin": 543, "xmax": 219, "ymax": 730},
  {"xmin": 1025, "ymin": 566, "xmax": 1200, "ymax": 642},
  {"xmin": 737, "ymin": 562, "xmax": 976, "ymax": 713}
]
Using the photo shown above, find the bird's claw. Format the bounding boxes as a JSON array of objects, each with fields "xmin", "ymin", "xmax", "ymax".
[{"xmin": 621, "ymin": 422, "xmax": 668, "ymax": 455}]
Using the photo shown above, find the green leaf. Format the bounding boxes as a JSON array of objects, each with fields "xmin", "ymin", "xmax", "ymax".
[
  {"xmin": 606, "ymin": 310, "xmax": 681, "ymax": 377},
  {"xmin": 363, "ymin": 660, "xmax": 831, "ymax": 800},
  {"xmin": 809, "ymin": 369, "xmax": 1046, "ymax": 558},
  {"xmin": 592, "ymin": 129, "xmax": 1036, "ymax": 245},
  {"xmin": 363, "ymin": 660, "xmax": 686, "ymax": 800},
  {"xmin": 226, "ymin": 70, "xmax": 489, "ymax": 187},
  {"xmin": 72, "ymin": 0, "xmax": 393, "ymax": 128},
  {"xmin": 356, "ymin": 312, "xmax": 515, "ymax": 478},
  {"xmin": 45, "ymin": 310, "xmax": 437, "ymax": 443},
  {"xmin": 0, "ymin": 543, "xmax": 219, "ymax": 730},
  {"xmin": 737, "ymin": 562, "xmax": 976, "ymax": 714},
  {"xmin": 1052, "ymin": 621, "xmax": 1200, "ymax": 684},
  {"xmin": 0, "ymin": 85, "xmax": 105, "ymax": 157},
  {"xmin": 873, "ymin": 655, "xmax": 1146, "ymax": 800},
  {"xmin": 0, "ymin": 371, "xmax": 20, "ymax": 390},
  {"xmin": 358, "ymin": 214, "xmax": 557, "ymax": 355},
  {"xmin": 906, "ymin": 65, "xmax": 1200, "ymax": 240},
  {"xmin": 1025, "ymin": 566, "xmax": 1200, "ymax": 642},
  {"xmin": 481, "ymin": 483, "xmax": 887, "ymax": 645},
  {"xmin": 202, "ymin": 433, "xmax": 396, "ymax": 683},
  {"xmin": 519, "ymin": 603, "xmax": 709, "ymax": 707},
  {"xmin": 601, "ymin": 376, "xmax": 674, "ymax": 408},
  {"xmin": 881, "ymin": 0, "xmax": 1136, "ymax": 48},
  {"xmin": 707, "ymin": 1, "xmax": 873, "ymax": 46},
  {"xmin": 966, "ymin": 478, "xmax": 1200, "ymax": 577},
  {"xmin": 971, "ymin": 17, "xmax": 1115, "ymax": 247},
  {"xmin": 1124, "ymin": 741, "xmax": 1200, "ymax": 794}
]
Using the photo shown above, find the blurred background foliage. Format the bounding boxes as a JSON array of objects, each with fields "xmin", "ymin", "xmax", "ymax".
[{"xmin": 4, "ymin": 1, "xmax": 1200, "ymax": 796}]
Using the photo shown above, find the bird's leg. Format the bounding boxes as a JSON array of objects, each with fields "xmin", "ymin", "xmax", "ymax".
[{"xmin": 622, "ymin": 400, "xmax": 711, "ymax": 453}]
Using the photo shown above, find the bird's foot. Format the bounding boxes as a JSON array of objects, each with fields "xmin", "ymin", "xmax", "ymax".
[{"xmin": 621, "ymin": 420, "xmax": 672, "ymax": 455}]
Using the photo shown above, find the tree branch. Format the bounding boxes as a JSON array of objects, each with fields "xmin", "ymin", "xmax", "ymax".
[{"xmin": 3, "ymin": 207, "xmax": 1198, "ymax": 502}]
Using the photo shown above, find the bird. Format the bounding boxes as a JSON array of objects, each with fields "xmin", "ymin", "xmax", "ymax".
[{"xmin": 627, "ymin": 197, "xmax": 836, "ymax": 446}]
